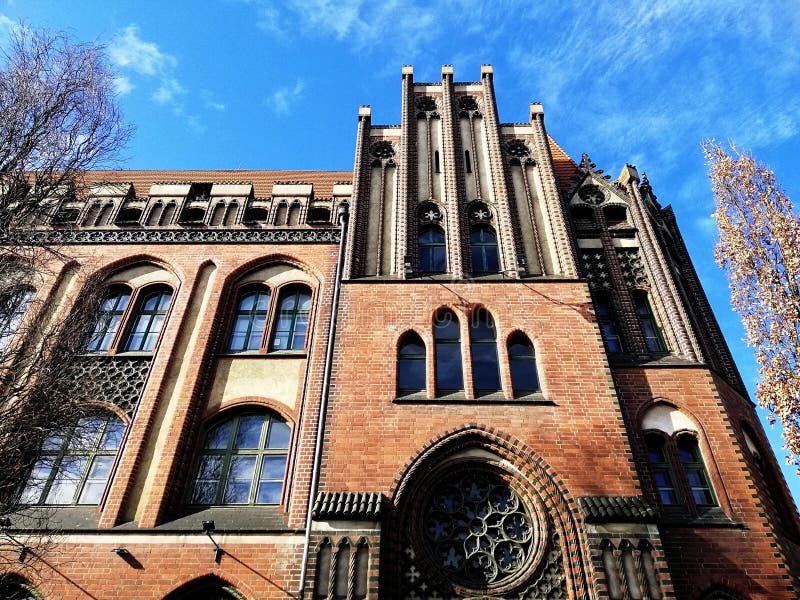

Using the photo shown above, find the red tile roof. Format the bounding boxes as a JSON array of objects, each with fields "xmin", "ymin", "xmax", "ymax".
[
  {"xmin": 547, "ymin": 136, "xmax": 581, "ymax": 198},
  {"xmin": 81, "ymin": 170, "xmax": 353, "ymax": 198}
]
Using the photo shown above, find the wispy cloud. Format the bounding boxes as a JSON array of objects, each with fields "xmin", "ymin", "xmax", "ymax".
[
  {"xmin": 268, "ymin": 79, "xmax": 305, "ymax": 115},
  {"xmin": 113, "ymin": 75, "xmax": 134, "ymax": 96},
  {"xmin": 0, "ymin": 11, "xmax": 19, "ymax": 47},
  {"xmin": 108, "ymin": 25, "xmax": 221, "ymax": 133},
  {"xmin": 109, "ymin": 25, "xmax": 187, "ymax": 106}
]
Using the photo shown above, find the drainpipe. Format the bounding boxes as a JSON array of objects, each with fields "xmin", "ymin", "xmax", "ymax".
[{"xmin": 298, "ymin": 202, "xmax": 349, "ymax": 599}]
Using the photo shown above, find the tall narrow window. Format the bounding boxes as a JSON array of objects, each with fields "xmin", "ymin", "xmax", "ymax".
[
  {"xmin": 123, "ymin": 286, "xmax": 173, "ymax": 352},
  {"xmin": 270, "ymin": 285, "xmax": 312, "ymax": 351},
  {"xmin": 633, "ymin": 291, "xmax": 666, "ymax": 352},
  {"xmin": 87, "ymin": 285, "xmax": 132, "ymax": 352},
  {"xmin": 508, "ymin": 333, "xmax": 539, "ymax": 396},
  {"xmin": 0, "ymin": 286, "xmax": 34, "ymax": 348},
  {"xmin": 593, "ymin": 292, "xmax": 624, "ymax": 353},
  {"xmin": 470, "ymin": 311, "xmax": 500, "ymax": 395},
  {"xmin": 419, "ymin": 226, "xmax": 446, "ymax": 273},
  {"xmin": 676, "ymin": 434, "xmax": 715, "ymax": 506},
  {"xmin": 464, "ymin": 150, "xmax": 472, "ymax": 173},
  {"xmin": 190, "ymin": 411, "xmax": 290, "ymax": 505},
  {"xmin": 21, "ymin": 412, "xmax": 126, "ymax": 505},
  {"xmin": 645, "ymin": 434, "xmax": 678, "ymax": 505},
  {"xmin": 398, "ymin": 332, "xmax": 426, "ymax": 395},
  {"xmin": 228, "ymin": 287, "xmax": 270, "ymax": 351},
  {"xmin": 434, "ymin": 309, "xmax": 463, "ymax": 395},
  {"xmin": 434, "ymin": 150, "xmax": 441, "ymax": 174},
  {"xmin": 470, "ymin": 225, "xmax": 499, "ymax": 274}
]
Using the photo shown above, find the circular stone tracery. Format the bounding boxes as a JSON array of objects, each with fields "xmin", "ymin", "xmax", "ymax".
[{"xmin": 421, "ymin": 471, "xmax": 535, "ymax": 588}]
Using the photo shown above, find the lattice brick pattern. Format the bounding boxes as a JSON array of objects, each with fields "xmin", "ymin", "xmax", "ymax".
[
  {"xmin": 616, "ymin": 248, "xmax": 649, "ymax": 289},
  {"xmin": 579, "ymin": 251, "xmax": 611, "ymax": 290},
  {"xmin": 67, "ymin": 356, "xmax": 153, "ymax": 416}
]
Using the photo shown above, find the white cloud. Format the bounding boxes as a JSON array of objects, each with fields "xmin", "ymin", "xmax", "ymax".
[
  {"xmin": 0, "ymin": 12, "xmax": 19, "ymax": 47},
  {"xmin": 109, "ymin": 24, "xmax": 223, "ymax": 132},
  {"xmin": 109, "ymin": 25, "xmax": 176, "ymax": 77},
  {"xmin": 113, "ymin": 75, "xmax": 134, "ymax": 96},
  {"xmin": 152, "ymin": 78, "xmax": 185, "ymax": 105},
  {"xmin": 269, "ymin": 80, "xmax": 305, "ymax": 115}
]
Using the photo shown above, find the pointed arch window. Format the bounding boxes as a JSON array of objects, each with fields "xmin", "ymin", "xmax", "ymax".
[
  {"xmin": 123, "ymin": 286, "xmax": 173, "ymax": 352},
  {"xmin": 434, "ymin": 309, "xmax": 463, "ymax": 394},
  {"xmin": 398, "ymin": 331, "xmax": 426, "ymax": 395},
  {"xmin": 419, "ymin": 226, "xmax": 446, "ymax": 274},
  {"xmin": 470, "ymin": 225, "xmax": 499, "ymax": 274},
  {"xmin": 508, "ymin": 332, "xmax": 539, "ymax": 396},
  {"xmin": 86, "ymin": 285, "xmax": 132, "ymax": 352},
  {"xmin": 593, "ymin": 291, "xmax": 624, "ymax": 353},
  {"xmin": 645, "ymin": 433, "xmax": 678, "ymax": 505},
  {"xmin": 0, "ymin": 286, "xmax": 35, "ymax": 349},
  {"xmin": 228, "ymin": 287, "xmax": 270, "ymax": 351},
  {"xmin": 190, "ymin": 411, "xmax": 291, "ymax": 505},
  {"xmin": 470, "ymin": 310, "xmax": 500, "ymax": 394},
  {"xmin": 676, "ymin": 434, "xmax": 715, "ymax": 506},
  {"xmin": 633, "ymin": 291, "xmax": 666, "ymax": 352},
  {"xmin": 21, "ymin": 412, "xmax": 126, "ymax": 505},
  {"xmin": 270, "ymin": 285, "xmax": 312, "ymax": 351}
]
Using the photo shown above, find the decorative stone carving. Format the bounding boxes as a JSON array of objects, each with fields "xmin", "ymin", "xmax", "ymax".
[
  {"xmin": 616, "ymin": 248, "xmax": 649, "ymax": 289},
  {"xmin": 418, "ymin": 202, "xmax": 443, "ymax": 224},
  {"xmin": 580, "ymin": 251, "xmax": 610, "ymax": 289},
  {"xmin": 17, "ymin": 228, "xmax": 341, "ymax": 245},
  {"xmin": 416, "ymin": 96, "xmax": 438, "ymax": 113},
  {"xmin": 457, "ymin": 95, "xmax": 481, "ymax": 118},
  {"xmin": 370, "ymin": 141, "xmax": 395, "ymax": 160},
  {"xmin": 420, "ymin": 471, "xmax": 534, "ymax": 586},
  {"xmin": 578, "ymin": 184, "xmax": 605, "ymax": 205},
  {"xmin": 66, "ymin": 355, "xmax": 152, "ymax": 416},
  {"xmin": 468, "ymin": 201, "xmax": 492, "ymax": 223},
  {"xmin": 507, "ymin": 139, "xmax": 531, "ymax": 158}
]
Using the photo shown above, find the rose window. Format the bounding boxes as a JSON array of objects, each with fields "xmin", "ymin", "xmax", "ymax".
[{"xmin": 421, "ymin": 471, "xmax": 535, "ymax": 587}]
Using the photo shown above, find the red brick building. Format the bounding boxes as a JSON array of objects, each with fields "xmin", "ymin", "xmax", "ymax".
[{"xmin": 0, "ymin": 65, "xmax": 797, "ymax": 599}]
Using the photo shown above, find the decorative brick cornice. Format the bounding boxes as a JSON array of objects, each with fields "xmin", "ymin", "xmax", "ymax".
[
  {"xmin": 312, "ymin": 492, "xmax": 383, "ymax": 520},
  {"xmin": 16, "ymin": 227, "xmax": 340, "ymax": 245},
  {"xmin": 578, "ymin": 495, "xmax": 657, "ymax": 523}
]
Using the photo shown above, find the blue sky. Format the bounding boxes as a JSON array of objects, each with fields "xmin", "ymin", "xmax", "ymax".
[{"xmin": 2, "ymin": 1, "xmax": 800, "ymax": 500}]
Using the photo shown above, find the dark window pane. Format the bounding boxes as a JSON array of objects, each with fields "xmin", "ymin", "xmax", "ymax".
[
  {"xmin": 419, "ymin": 227, "xmax": 446, "ymax": 273},
  {"xmin": 267, "ymin": 420, "xmax": 291, "ymax": 448},
  {"xmin": 435, "ymin": 343, "xmax": 463, "ymax": 391},
  {"xmin": 399, "ymin": 358, "xmax": 426, "ymax": 391},
  {"xmin": 470, "ymin": 226, "xmax": 499, "ymax": 273},
  {"xmin": 257, "ymin": 481, "xmax": 283, "ymax": 504},
  {"xmin": 234, "ymin": 415, "xmax": 265, "ymax": 449},
  {"xmin": 472, "ymin": 343, "xmax": 500, "ymax": 391},
  {"xmin": 434, "ymin": 313, "xmax": 460, "ymax": 340},
  {"xmin": 205, "ymin": 421, "xmax": 233, "ymax": 449},
  {"xmin": 261, "ymin": 455, "xmax": 287, "ymax": 479},
  {"xmin": 510, "ymin": 359, "xmax": 538, "ymax": 393}
]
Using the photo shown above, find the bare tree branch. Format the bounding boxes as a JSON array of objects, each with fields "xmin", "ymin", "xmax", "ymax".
[{"xmin": 0, "ymin": 25, "xmax": 132, "ymax": 562}]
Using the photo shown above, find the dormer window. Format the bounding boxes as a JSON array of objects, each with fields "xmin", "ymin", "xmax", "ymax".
[{"xmin": 188, "ymin": 183, "xmax": 212, "ymax": 202}]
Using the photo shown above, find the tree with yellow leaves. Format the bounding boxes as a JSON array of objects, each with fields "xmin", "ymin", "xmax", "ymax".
[{"xmin": 705, "ymin": 142, "xmax": 800, "ymax": 468}]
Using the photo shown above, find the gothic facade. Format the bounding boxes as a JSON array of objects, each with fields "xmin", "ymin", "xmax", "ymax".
[{"xmin": 0, "ymin": 65, "xmax": 797, "ymax": 599}]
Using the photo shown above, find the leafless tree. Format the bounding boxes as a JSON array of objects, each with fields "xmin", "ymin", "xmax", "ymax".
[
  {"xmin": 0, "ymin": 24, "xmax": 132, "ymax": 566},
  {"xmin": 705, "ymin": 141, "xmax": 800, "ymax": 469}
]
